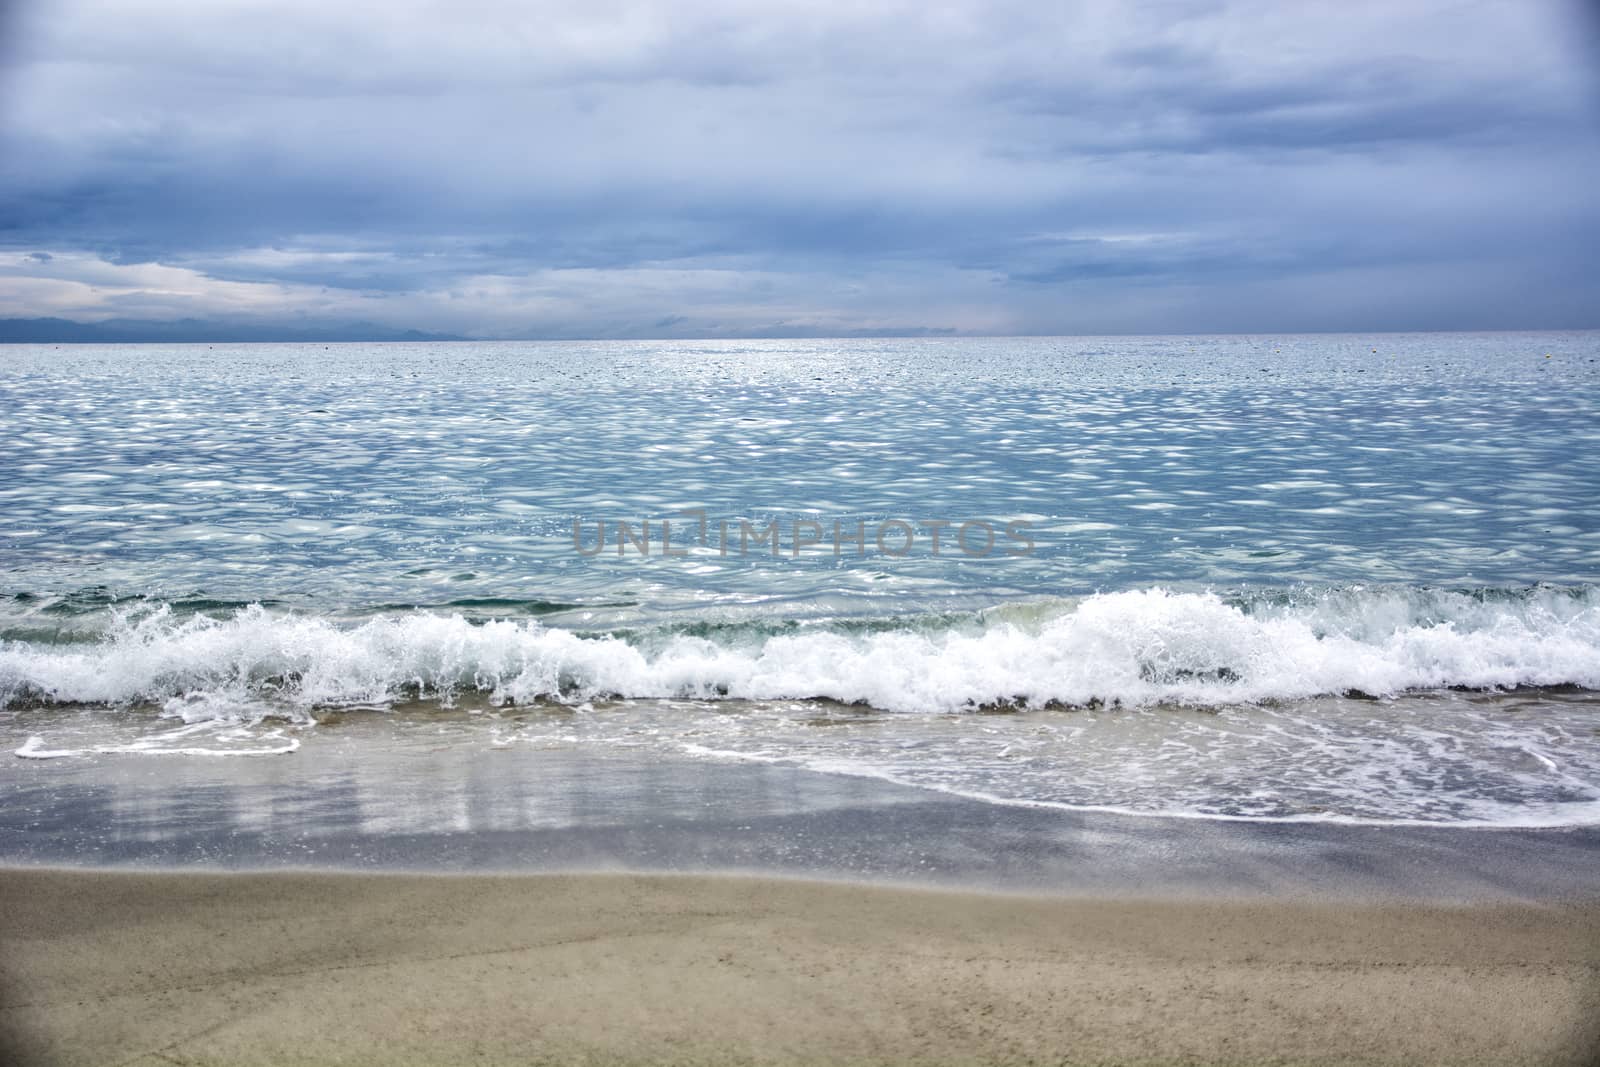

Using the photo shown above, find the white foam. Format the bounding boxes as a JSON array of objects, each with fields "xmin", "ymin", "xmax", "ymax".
[
  {"xmin": 676, "ymin": 741, "xmax": 1600, "ymax": 829},
  {"xmin": 14, "ymin": 730, "xmax": 299, "ymax": 758},
  {"xmin": 2, "ymin": 587, "xmax": 1597, "ymax": 716}
]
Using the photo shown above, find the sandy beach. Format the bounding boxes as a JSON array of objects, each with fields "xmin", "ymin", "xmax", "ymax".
[
  {"xmin": 2, "ymin": 867, "xmax": 1596, "ymax": 1066},
  {"xmin": 3, "ymin": 712, "xmax": 1599, "ymax": 1064}
]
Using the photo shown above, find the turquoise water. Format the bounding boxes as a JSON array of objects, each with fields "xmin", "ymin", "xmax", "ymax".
[
  {"xmin": 3, "ymin": 334, "xmax": 1599, "ymax": 611},
  {"xmin": 3, "ymin": 333, "xmax": 1599, "ymax": 824}
]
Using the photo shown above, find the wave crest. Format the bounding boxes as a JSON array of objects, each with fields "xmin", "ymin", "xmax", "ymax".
[{"xmin": 2, "ymin": 585, "xmax": 1597, "ymax": 716}]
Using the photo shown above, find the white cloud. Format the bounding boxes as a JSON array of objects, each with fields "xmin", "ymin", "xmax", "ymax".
[{"xmin": 0, "ymin": 249, "xmax": 1015, "ymax": 336}]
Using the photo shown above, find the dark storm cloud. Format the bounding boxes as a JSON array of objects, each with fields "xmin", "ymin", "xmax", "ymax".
[{"xmin": 0, "ymin": 0, "xmax": 1596, "ymax": 337}]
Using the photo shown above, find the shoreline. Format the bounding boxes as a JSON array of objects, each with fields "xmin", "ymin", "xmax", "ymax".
[
  {"xmin": 8, "ymin": 712, "xmax": 1598, "ymax": 1063},
  {"xmin": 4, "ymin": 867, "xmax": 1597, "ymax": 1066},
  {"xmin": 5, "ymin": 733, "xmax": 1599, "ymax": 902}
]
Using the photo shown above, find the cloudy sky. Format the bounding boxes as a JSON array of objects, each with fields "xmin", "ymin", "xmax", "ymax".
[{"xmin": 1, "ymin": 0, "xmax": 1597, "ymax": 338}]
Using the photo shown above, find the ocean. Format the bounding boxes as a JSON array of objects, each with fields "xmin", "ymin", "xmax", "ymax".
[{"xmin": 3, "ymin": 332, "xmax": 1599, "ymax": 833}]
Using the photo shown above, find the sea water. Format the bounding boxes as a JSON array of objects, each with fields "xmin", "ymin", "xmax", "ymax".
[{"xmin": 2, "ymin": 333, "xmax": 1598, "ymax": 825}]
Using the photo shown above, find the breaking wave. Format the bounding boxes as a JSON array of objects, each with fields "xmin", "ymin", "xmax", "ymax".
[{"xmin": 2, "ymin": 584, "xmax": 1597, "ymax": 717}]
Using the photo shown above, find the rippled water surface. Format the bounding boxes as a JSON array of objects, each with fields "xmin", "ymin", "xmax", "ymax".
[{"xmin": 3, "ymin": 333, "xmax": 1599, "ymax": 825}]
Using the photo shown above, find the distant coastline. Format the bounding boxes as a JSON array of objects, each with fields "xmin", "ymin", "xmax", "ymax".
[
  {"xmin": 5, "ymin": 320, "xmax": 1595, "ymax": 345},
  {"xmin": 0, "ymin": 317, "xmax": 977, "ymax": 344},
  {"xmin": 0, "ymin": 316, "xmax": 466, "ymax": 344}
]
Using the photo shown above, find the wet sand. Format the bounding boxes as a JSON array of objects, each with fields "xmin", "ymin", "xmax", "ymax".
[
  {"xmin": 2, "ymin": 867, "xmax": 1597, "ymax": 1066},
  {"xmin": 5, "ymin": 730, "xmax": 1600, "ymax": 901},
  {"xmin": 4, "ymin": 723, "xmax": 1599, "ymax": 1064}
]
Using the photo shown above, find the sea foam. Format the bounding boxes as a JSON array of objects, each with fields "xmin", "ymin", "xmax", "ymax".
[{"xmin": 2, "ymin": 585, "xmax": 1596, "ymax": 718}]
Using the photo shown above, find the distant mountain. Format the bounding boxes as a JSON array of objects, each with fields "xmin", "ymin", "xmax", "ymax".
[{"xmin": 0, "ymin": 317, "xmax": 466, "ymax": 344}]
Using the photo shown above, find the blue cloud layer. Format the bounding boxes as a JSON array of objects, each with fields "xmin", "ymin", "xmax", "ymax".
[{"xmin": 1, "ymin": 0, "xmax": 1597, "ymax": 337}]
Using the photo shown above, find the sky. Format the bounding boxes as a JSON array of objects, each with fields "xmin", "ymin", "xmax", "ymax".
[{"xmin": 0, "ymin": 0, "xmax": 1597, "ymax": 339}]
